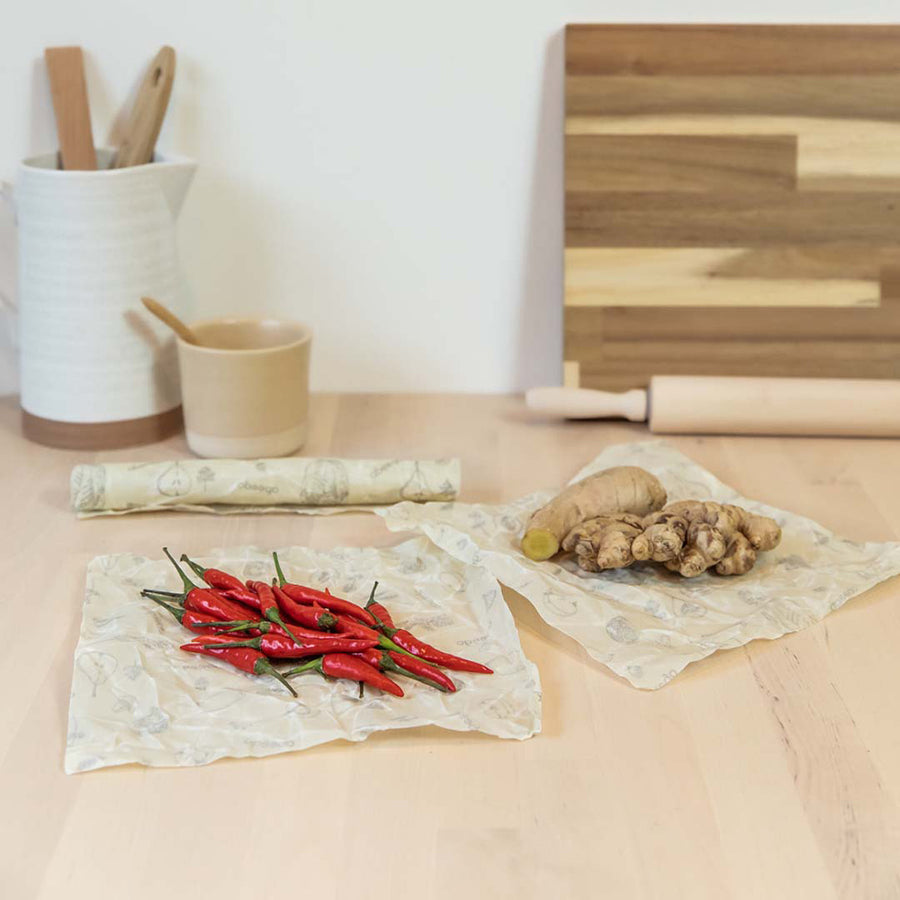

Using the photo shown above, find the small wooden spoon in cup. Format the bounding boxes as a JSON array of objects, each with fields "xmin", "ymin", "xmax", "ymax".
[{"xmin": 141, "ymin": 296, "xmax": 200, "ymax": 345}]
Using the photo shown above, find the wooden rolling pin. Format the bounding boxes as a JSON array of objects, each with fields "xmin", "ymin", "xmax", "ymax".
[{"xmin": 526, "ymin": 377, "xmax": 900, "ymax": 437}]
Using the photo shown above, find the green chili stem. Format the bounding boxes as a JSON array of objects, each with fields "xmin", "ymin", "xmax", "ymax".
[
  {"xmin": 198, "ymin": 637, "xmax": 259, "ymax": 651},
  {"xmin": 142, "ymin": 588, "xmax": 187, "ymax": 606},
  {"xmin": 267, "ymin": 609, "xmax": 306, "ymax": 650},
  {"xmin": 162, "ymin": 547, "xmax": 198, "ymax": 595},
  {"xmin": 281, "ymin": 657, "xmax": 324, "ymax": 679},
  {"xmin": 180, "ymin": 554, "xmax": 208, "ymax": 583},
  {"xmin": 192, "ymin": 619, "xmax": 259, "ymax": 633},
  {"xmin": 147, "ymin": 595, "xmax": 185, "ymax": 623},
  {"xmin": 272, "ymin": 551, "xmax": 287, "ymax": 587},
  {"xmin": 258, "ymin": 661, "xmax": 298, "ymax": 697}
]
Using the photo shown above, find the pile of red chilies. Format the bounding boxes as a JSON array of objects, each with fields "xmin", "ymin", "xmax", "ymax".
[{"xmin": 141, "ymin": 548, "xmax": 493, "ymax": 698}]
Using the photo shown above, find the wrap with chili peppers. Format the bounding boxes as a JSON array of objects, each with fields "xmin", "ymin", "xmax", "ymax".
[
  {"xmin": 70, "ymin": 457, "xmax": 460, "ymax": 516},
  {"xmin": 66, "ymin": 538, "xmax": 541, "ymax": 773}
]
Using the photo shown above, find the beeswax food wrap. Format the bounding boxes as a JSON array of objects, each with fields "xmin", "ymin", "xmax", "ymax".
[
  {"xmin": 66, "ymin": 537, "xmax": 540, "ymax": 773},
  {"xmin": 70, "ymin": 457, "xmax": 460, "ymax": 516},
  {"xmin": 376, "ymin": 441, "xmax": 900, "ymax": 690}
]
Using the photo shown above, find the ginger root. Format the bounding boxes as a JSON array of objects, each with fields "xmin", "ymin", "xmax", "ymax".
[
  {"xmin": 562, "ymin": 513, "xmax": 644, "ymax": 572},
  {"xmin": 562, "ymin": 499, "xmax": 781, "ymax": 578},
  {"xmin": 521, "ymin": 466, "xmax": 667, "ymax": 561}
]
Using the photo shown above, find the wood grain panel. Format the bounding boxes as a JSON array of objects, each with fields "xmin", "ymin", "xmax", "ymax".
[
  {"xmin": 564, "ymin": 116, "xmax": 900, "ymax": 179},
  {"xmin": 571, "ymin": 341, "xmax": 900, "ymax": 391},
  {"xmin": 566, "ymin": 191, "xmax": 900, "ymax": 248},
  {"xmin": 709, "ymin": 245, "xmax": 900, "ymax": 280},
  {"xmin": 566, "ymin": 135, "xmax": 797, "ymax": 193},
  {"xmin": 565, "ymin": 25, "xmax": 900, "ymax": 76},
  {"xmin": 565, "ymin": 297, "xmax": 900, "ymax": 346},
  {"xmin": 564, "ymin": 25, "xmax": 900, "ymax": 387},
  {"xmin": 566, "ymin": 75, "xmax": 900, "ymax": 121},
  {"xmin": 564, "ymin": 248, "xmax": 878, "ymax": 307}
]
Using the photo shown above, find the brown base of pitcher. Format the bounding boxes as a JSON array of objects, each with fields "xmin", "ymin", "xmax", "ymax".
[{"xmin": 22, "ymin": 406, "xmax": 183, "ymax": 450}]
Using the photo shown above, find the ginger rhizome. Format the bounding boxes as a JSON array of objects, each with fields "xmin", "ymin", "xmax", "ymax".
[
  {"xmin": 521, "ymin": 466, "xmax": 667, "ymax": 561},
  {"xmin": 521, "ymin": 466, "xmax": 781, "ymax": 578},
  {"xmin": 566, "ymin": 499, "xmax": 781, "ymax": 577}
]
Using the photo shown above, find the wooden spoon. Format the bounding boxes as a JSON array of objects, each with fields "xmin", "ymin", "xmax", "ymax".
[
  {"xmin": 113, "ymin": 46, "xmax": 176, "ymax": 168},
  {"xmin": 44, "ymin": 46, "xmax": 97, "ymax": 170},
  {"xmin": 141, "ymin": 296, "xmax": 200, "ymax": 345}
]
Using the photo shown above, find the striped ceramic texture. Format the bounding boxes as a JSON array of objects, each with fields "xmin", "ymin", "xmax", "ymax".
[{"xmin": 16, "ymin": 149, "xmax": 195, "ymax": 423}]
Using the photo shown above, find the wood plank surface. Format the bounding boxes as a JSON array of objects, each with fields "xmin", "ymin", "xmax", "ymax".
[
  {"xmin": 566, "ymin": 135, "xmax": 797, "ymax": 193},
  {"xmin": 569, "ymin": 341, "xmax": 900, "ymax": 390},
  {"xmin": 566, "ymin": 190, "xmax": 900, "ymax": 248},
  {"xmin": 564, "ymin": 248, "xmax": 878, "ymax": 307},
  {"xmin": 566, "ymin": 295, "xmax": 900, "ymax": 344},
  {"xmin": 3, "ymin": 393, "xmax": 900, "ymax": 899},
  {"xmin": 563, "ymin": 25, "xmax": 900, "ymax": 387},
  {"xmin": 566, "ymin": 75, "xmax": 900, "ymax": 120},
  {"xmin": 565, "ymin": 114, "xmax": 900, "ymax": 179},
  {"xmin": 565, "ymin": 24, "xmax": 900, "ymax": 76}
]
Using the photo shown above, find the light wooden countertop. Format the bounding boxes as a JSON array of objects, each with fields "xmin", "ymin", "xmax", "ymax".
[{"xmin": 2, "ymin": 393, "xmax": 899, "ymax": 900}]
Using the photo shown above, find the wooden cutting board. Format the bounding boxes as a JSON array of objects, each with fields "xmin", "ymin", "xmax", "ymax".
[{"xmin": 563, "ymin": 24, "xmax": 900, "ymax": 390}]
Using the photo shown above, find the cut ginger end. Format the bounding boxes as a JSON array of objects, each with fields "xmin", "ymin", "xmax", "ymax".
[{"xmin": 521, "ymin": 528, "xmax": 560, "ymax": 561}]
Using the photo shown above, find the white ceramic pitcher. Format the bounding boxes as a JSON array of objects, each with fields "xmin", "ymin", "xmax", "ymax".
[{"xmin": 5, "ymin": 148, "xmax": 196, "ymax": 448}]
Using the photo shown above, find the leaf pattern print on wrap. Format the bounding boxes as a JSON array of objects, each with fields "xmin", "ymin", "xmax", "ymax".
[
  {"xmin": 400, "ymin": 463, "xmax": 433, "ymax": 501},
  {"xmin": 77, "ymin": 651, "xmax": 118, "ymax": 697},
  {"xmin": 197, "ymin": 466, "xmax": 215, "ymax": 493},
  {"xmin": 298, "ymin": 459, "xmax": 349, "ymax": 504},
  {"xmin": 71, "ymin": 465, "xmax": 106, "ymax": 511}
]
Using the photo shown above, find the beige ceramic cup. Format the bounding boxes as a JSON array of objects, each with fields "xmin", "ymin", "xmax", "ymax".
[{"xmin": 176, "ymin": 318, "xmax": 311, "ymax": 458}]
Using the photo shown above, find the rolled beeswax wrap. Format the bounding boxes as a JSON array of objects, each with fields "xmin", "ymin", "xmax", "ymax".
[
  {"xmin": 70, "ymin": 457, "xmax": 460, "ymax": 515},
  {"xmin": 66, "ymin": 537, "xmax": 541, "ymax": 772},
  {"xmin": 376, "ymin": 440, "xmax": 900, "ymax": 690}
]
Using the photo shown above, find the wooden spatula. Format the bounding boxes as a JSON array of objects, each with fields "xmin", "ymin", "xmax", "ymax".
[
  {"xmin": 44, "ymin": 46, "xmax": 97, "ymax": 170},
  {"xmin": 112, "ymin": 46, "xmax": 176, "ymax": 168}
]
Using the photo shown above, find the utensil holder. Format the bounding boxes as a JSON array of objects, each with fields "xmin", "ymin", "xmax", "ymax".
[{"xmin": 9, "ymin": 148, "xmax": 196, "ymax": 449}]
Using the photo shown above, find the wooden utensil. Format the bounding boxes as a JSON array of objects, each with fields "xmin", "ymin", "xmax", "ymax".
[
  {"xmin": 44, "ymin": 46, "xmax": 97, "ymax": 170},
  {"xmin": 526, "ymin": 376, "xmax": 900, "ymax": 436},
  {"xmin": 112, "ymin": 47, "xmax": 176, "ymax": 168},
  {"xmin": 141, "ymin": 297, "xmax": 199, "ymax": 345}
]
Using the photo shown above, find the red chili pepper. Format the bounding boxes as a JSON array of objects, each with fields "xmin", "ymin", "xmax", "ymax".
[
  {"xmin": 143, "ymin": 576, "xmax": 260, "ymax": 625},
  {"xmin": 386, "ymin": 629, "xmax": 492, "ymax": 674},
  {"xmin": 148, "ymin": 596, "xmax": 239, "ymax": 634},
  {"xmin": 331, "ymin": 612, "xmax": 448, "ymax": 669},
  {"xmin": 270, "ymin": 582, "xmax": 337, "ymax": 631},
  {"xmin": 190, "ymin": 632, "xmax": 378, "ymax": 659},
  {"xmin": 191, "ymin": 617, "xmax": 358, "ymax": 644},
  {"xmin": 386, "ymin": 650, "xmax": 457, "ymax": 692},
  {"xmin": 364, "ymin": 581, "xmax": 395, "ymax": 630},
  {"xmin": 175, "ymin": 553, "xmax": 262, "ymax": 610},
  {"xmin": 220, "ymin": 586, "xmax": 264, "ymax": 610},
  {"xmin": 180, "ymin": 642, "xmax": 296, "ymax": 696},
  {"xmin": 360, "ymin": 581, "xmax": 492, "ymax": 674},
  {"xmin": 352, "ymin": 647, "xmax": 456, "ymax": 693},
  {"xmin": 180, "ymin": 554, "xmax": 245, "ymax": 594},
  {"xmin": 272, "ymin": 551, "xmax": 376, "ymax": 626},
  {"xmin": 240, "ymin": 580, "xmax": 310, "ymax": 651},
  {"xmin": 332, "ymin": 613, "xmax": 381, "ymax": 641},
  {"xmin": 283, "ymin": 652, "xmax": 404, "ymax": 697}
]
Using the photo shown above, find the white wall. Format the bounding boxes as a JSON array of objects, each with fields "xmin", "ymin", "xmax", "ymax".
[{"xmin": 0, "ymin": 1, "xmax": 894, "ymax": 394}]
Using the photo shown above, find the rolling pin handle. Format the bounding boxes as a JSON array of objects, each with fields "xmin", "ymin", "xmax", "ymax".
[{"xmin": 525, "ymin": 387, "xmax": 648, "ymax": 421}]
